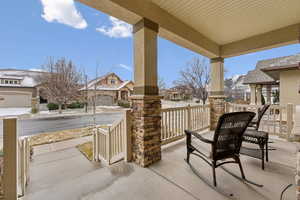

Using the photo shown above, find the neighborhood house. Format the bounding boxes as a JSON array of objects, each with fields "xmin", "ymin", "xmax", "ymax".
[
  {"xmin": 0, "ymin": 69, "xmax": 42, "ymax": 108},
  {"xmin": 244, "ymin": 53, "xmax": 300, "ymax": 106},
  {"xmin": 82, "ymin": 73, "xmax": 133, "ymax": 106}
]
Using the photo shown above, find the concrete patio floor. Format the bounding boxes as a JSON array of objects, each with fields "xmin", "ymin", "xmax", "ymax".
[{"xmin": 22, "ymin": 134, "xmax": 297, "ymax": 200}]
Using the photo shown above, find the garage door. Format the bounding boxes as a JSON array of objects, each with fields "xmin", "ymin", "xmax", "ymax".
[
  {"xmin": 96, "ymin": 95, "xmax": 114, "ymax": 106},
  {"xmin": 0, "ymin": 92, "xmax": 32, "ymax": 107}
]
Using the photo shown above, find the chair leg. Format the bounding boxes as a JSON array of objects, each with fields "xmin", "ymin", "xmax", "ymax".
[
  {"xmin": 212, "ymin": 161, "xmax": 217, "ymax": 187},
  {"xmin": 186, "ymin": 149, "xmax": 190, "ymax": 163},
  {"xmin": 266, "ymin": 140, "xmax": 269, "ymax": 162},
  {"xmin": 260, "ymin": 144, "xmax": 265, "ymax": 170},
  {"xmin": 237, "ymin": 157, "xmax": 246, "ymax": 179}
]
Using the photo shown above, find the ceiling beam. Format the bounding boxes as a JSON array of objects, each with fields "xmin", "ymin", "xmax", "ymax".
[
  {"xmin": 221, "ymin": 23, "xmax": 300, "ymax": 58},
  {"xmin": 77, "ymin": 0, "xmax": 220, "ymax": 58}
]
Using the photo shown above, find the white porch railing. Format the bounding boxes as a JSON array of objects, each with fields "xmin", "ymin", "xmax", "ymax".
[
  {"xmin": 93, "ymin": 110, "xmax": 131, "ymax": 165},
  {"xmin": 18, "ymin": 136, "xmax": 30, "ymax": 196},
  {"xmin": 161, "ymin": 104, "xmax": 210, "ymax": 145},
  {"xmin": 226, "ymin": 103, "xmax": 294, "ymax": 138}
]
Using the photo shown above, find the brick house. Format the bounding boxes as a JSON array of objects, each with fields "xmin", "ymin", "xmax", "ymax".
[{"xmin": 82, "ymin": 73, "xmax": 133, "ymax": 106}]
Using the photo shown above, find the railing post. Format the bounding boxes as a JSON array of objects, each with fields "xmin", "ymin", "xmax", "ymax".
[
  {"xmin": 287, "ymin": 103, "xmax": 294, "ymax": 140},
  {"xmin": 106, "ymin": 127, "xmax": 111, "ymax": 165},
  {"xmin": 92, "ymin": 127, "xmax": 99, "ymax": 162},
  {"xmin": 124, "ymin": 109, "xmax": 132, "ymax": 162},
  {"xmin": 225, "ymin": 102, "xmax": 230, "ymax": 113},
  {"xmin": 3, "ymin": 118, "xmax": 18, "ymax": 200},
  {"xmin": 187, "ymin": 104, "xmax": 191, "ymax": 130}
]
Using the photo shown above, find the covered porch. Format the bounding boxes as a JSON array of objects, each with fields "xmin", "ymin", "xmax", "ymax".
[
  {"xmin": 23, "ymin": 133, "xmax": 296, "ymax": 200},
  {"xmin": 2, "ymin": 0, "xmax": 300, "ymax": 199}
]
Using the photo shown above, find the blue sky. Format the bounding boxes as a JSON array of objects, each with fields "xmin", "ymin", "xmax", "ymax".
[{"xmin": 0, "ymin": 0, "xmax": 299, "ymax": 87}]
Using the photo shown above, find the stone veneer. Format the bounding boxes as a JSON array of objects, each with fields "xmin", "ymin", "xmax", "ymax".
[
  {"xmin": 130, "ymin": 95, "xmax": 162, "ymax": 167},
  {"xmin": 209, "ymin": 96, "xmax": 226, "ymax": 130},
  {"xmin": 31, "ymin": 97, "xmax": 39, "ymax": 112}
]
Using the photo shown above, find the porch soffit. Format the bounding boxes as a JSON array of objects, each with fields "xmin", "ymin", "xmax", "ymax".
[{"xmin": 78, "ymin": 0, "xmax": 300, "ymax": 58}]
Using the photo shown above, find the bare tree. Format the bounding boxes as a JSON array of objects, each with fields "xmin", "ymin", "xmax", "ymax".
[
  {"xmin": 38, "ymin": 57, "xmax": 83, "ymax": 114},
  {"xmin": 174, "ymin": 57, "xmax": 210, "ymax": 104},
  {"xmin": 158, "ymin": 76, "xmax": 167, "ymax": 92}
]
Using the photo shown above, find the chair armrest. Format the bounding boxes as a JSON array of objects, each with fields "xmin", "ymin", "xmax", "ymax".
[{"xmin": 185, "ymin": 130, "xmax": 213, "ymax": 144}]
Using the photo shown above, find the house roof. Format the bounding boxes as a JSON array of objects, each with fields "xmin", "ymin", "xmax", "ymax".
[
  {"xmin": 0, "ymin": 69, "xmax": 44, "ymax": 88},
  {"xmin": 256, "ymin": 53, "xmax": 300, "ymax": 70},
  {"xmin": 243, "ymin": 53, "xmax": 300, "ymax": 85},
  {"xmin": 94, "ymin": 80, "xmax": 133, "ymax": 91},
  {"xmin": 81, "ymin": 73, "xmax": 133, "ymax": 91},
  {"xmin": 243, "ymin": 69, "xmax": 275, "ymax": 84}
]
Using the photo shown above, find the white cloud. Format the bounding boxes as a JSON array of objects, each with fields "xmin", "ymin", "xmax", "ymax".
[
  {"xmin": 119, "ymin": 64, "xmax": 132, "ymax": 71},
  {"xmin": 40, "ymin": 0, "xmax": 87, "ymax": 29},
  {"xmin": 96, "ymin": 16, "xmax": 132, "ymax": 38}
]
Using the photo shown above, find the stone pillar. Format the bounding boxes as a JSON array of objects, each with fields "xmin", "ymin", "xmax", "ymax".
[
  {"xmin": 256, "ymin": 84, "xmax": 262, "ymax": 105},
  {"xmin": 266, "ymin": 85, "xmax": 272, "ymax": 104},
  {"xmin": 209, "ymin": 57, "xmax": 225, "ymax": 130},
  {"xmin": 31, "ymin": 97, "xmax": 39, "ymax": 112},
  {"xmin": 130, "ymin": 18, "xmax": 161, "ymax": 167},
  {"xmin": 250, "ymin": 84, "xmax": 256, "ymax": 105}
]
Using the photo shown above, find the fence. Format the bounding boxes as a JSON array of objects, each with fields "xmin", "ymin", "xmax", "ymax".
[
  {"xmin": 93, "ymin": 110, "xmax": 131, "ymax": 165},
  {"xmin": 161, "ymin": 104, "xmax": 210, "ymax": 145},
  {"xmin": 18, "ymin": 136, "xmax": 30, "ymax": 197},
  {"xmin": 226, "ymin": 103, "xmax": 294, "ymax": 138}
]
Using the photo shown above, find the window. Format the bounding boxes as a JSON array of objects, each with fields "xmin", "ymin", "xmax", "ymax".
[
  {"xmin": 5, "ymin": 80, "xmax": 8, "ymax": 84},
  {"xmin": 9, "ymin": 80, "xmax": 13, "ymax": 84},
  {"xmin": 111, "ymin": 79, "xmax": 116, "ymax": 84}
]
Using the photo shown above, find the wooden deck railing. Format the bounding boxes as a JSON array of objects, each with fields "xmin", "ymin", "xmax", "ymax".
[
  {"xmin": 93, "ymin": 110, "xmax": 131, "ymax": 165},
  {"xmin": 18, "ymin": 136, "xmax": 30, "ymax": 197},
  {"xmin": 161, "ymin": 104, "xmax": 210, "ymax": 145},
  {"xmin": 226, "ymin": 103, "xmax": 294, "ymax": 138}
]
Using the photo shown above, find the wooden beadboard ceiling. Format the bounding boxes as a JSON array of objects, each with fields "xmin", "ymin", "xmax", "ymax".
[{"xmin": 151, "ymin": 0, "xmax": 300, "ymax": 45}]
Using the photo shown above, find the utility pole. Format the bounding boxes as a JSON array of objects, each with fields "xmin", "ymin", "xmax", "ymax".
[{"xmin": 85, "ymin": 74, "xmax": 88, "ymax": 113}]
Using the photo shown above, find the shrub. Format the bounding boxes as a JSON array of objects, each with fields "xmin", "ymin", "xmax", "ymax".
[
  {"xmin": 67, "ymin": 102, "xmax": 84, "ymax": 109},
  {"xmin": 117, "ymin": 100, "xmax": 131, "ymax": 108},
  {"xmin": 47, "ymin": 103, "xmax": 59, "ymax": 110}
]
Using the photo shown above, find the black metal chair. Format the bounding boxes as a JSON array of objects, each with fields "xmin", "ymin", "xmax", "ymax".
[
  {"xmin": 185, "ymin": 112, "xmax": 256, "ymax": 187},
  {"xmin": 241, "ymin": 104, "xmax": 271, "ymax": 170},
  {"xmin": 248, "ymin": 104, "xmax": 270, "ymax": 130}
]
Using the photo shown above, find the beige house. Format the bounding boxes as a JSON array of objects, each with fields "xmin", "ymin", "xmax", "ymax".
[
  {"xmin": 82, "ymin": 73, "xmax": 133, "ymax": 106},
  {"xmin": 163, "ymin": 86, "xmax": 192, "ymax": 101},
  {"xmin": 244, "ymin": 53, "xmax": 300, "ymax": 106},
  {"xmin": 0, "ymin": 69, "xmax": 42, "ymax": 108}
]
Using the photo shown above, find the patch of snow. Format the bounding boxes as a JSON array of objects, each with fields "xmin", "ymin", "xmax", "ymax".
[{"xmin": 0, "ymin": 107, "xmax": 31, "ymax": 117}]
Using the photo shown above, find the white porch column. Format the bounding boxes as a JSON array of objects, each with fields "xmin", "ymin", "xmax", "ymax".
[
  {"xmin": 256, "ymin": 84, "xmax": 262, "ymax": 105},
  {"xmin": 250, "ymin": 84, "xmax": 256, "ymax": 105},
  {"xmin": 209, "ymin": 57, "xmax": 225, "ymax": 130},
  {"xmin": 130, "ymin": 18, "xmax": 161, "ymax": 167},
  {"xmin": 266, "ymin": 85, "xmax": 272, "ymax": 104}
]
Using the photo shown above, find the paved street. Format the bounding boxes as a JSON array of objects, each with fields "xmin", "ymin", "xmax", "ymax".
[{"xmin": 0, "ymin": 112, "xmax": 123, "ymax": 136}]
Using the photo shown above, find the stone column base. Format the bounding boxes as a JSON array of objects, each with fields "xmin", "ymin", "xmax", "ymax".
[
  {"xmin": 130, "ymin": 95, "xmax": 162, "ymax": 167},
  {"xmin": 209, "ymin": 95, "xmax": 226, "ymax": 130},
  {"xmin": 31, "ymin": 97, "xmax": 39, "ymax": 112}
]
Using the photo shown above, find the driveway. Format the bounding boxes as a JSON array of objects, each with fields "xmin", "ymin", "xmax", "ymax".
[
  {"xmin": 0, "ymin": 112, "xmax": 123, "ymax": 136},
  {"xmin": 0, "ymin": 107, "xmax": 31, "ymax": 117}
]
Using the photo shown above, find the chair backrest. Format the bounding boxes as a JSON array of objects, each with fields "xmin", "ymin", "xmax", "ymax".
[
  {"xmin": 212, "ymin": 112, "xmax": 256, "ymax": 160},
  {"xmin": 255, "ymin": 104, "xmax": 270, "ymax": 129}
]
